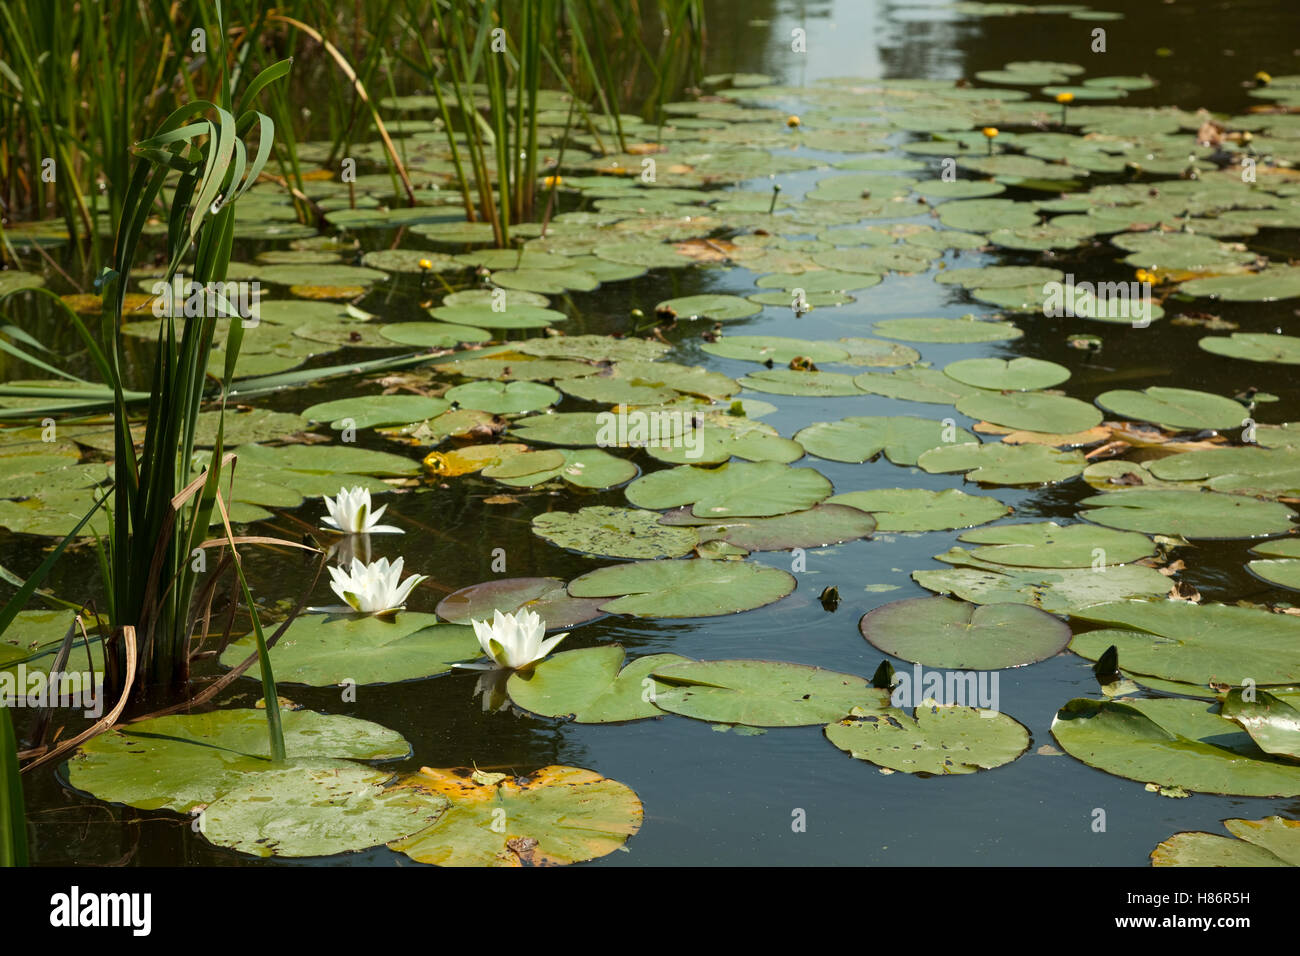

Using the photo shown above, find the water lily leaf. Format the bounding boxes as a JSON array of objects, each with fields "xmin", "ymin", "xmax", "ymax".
[
  {"xmin": 625, "ymin": 460, "xmax": 832, "ymax": 517},
  {"xmin": 1051, "ymin": 697, "xmax": 1300, "ymax": 797},
  {"xmin": 656, "ymin": 294, "xmax": 762, "ymax": 321},
  {"xmin": 943, "ymin": 357, "xmax": 1070, "ymax": 390},
  {"xmin": 1145, "ymin": 446, "xmax": 1300, "ymax": 495},
  {"xmin": 812, "ymin": 245, "xmax": 935, "ymax": 274},
  {"xmin": 872, "ymin": 317, "xmax": 1023, "ymax": 343},
  {"xmin": 68, "ymin": 709, "xmax": 409, "ymax": 813},
  {"xmin": 532, "ymin": 506, "xmax": 699, "ymax": 559},
  {"xmin": 443, "ymin": 356, "xmax": 597, "ymax": 382},
  {"xmin": 507, "ymin": 646, "xmax": 692, "ymax": 723},
  {"xmin": 481, "ymin": 449, "xmax": 567, "ymax": 479},
  {"xmin": 568, "ymin": 559, "xmax": 796, "ymax": 617},
  {"xmin": 738, "ymin": 369, "xmax": 864, "ymax": 396},
  {"xmin": 430, "ymin": 304, "xmax": 566, "ymax": 329},
  {"xmin": 1179, "ymin": 267, "xmax": 1300, "ymax": 302},
  {"xmin": 650, "ymin": 659, "xmax": 887, "ymax": 726},
  {"xmin": 435, "ymin": 577, "xmax": 604, "ymax": 630},
  {"xmin": 200, "ymin": 762, "xmax": 446, "ymax": 858},
  {"xmin": 796, "ymin": 415, "xmax": 976, "ymax": 465},
  {"xmin": 918, "ymin": 442, "xmax": 1087, "ymax": 484},
  {"xmin": 514, "ymin": 334, "xmax": 671, "ymax": 363},
  {"xmin": 1221, "ymin": 688, "xmax": 1300, "ymax": 759},
  {"xmin": 1094, "ymin": 387, "xmax": 1248, "ymax": 431},
  {"xmin": 379, "ymin": 322, "xmax": 492, "ymax": 348},
  {"xmin": 256, "ymin": 263, "xmax": 389, "ymax": 287},
  {"xmin": 956, "ymin": 521, "xmax": 1156, "ymax": 567},
  {"xmin": 235, "ymin": 443, "xmax": 421, "ymax": 476},
  {"xmin": 1153, "ymin": 817, "xmax": 1300, "ymax": 867},
  {"xmin": 508, "ymin": 412, "xmax": 608, "ymax": 445},
  {"xmin": 914, "ymin": 179, "xmax": 1007, "ymax": 199},
  {"xmin": 853, "ymin": 366, "xmax": 983, "ymax": 404},
  {"xmin": 388, "ymin": 765, "xmax": 642, "ymax": 866},
  {"xmin": 829, "ymin": 488, "xmax": 1010, "ymax": 532},
  {"xmin": 914, "ymin": 560, "xmax": 1170, "ymax": 612},
  {"xmin": 935, "ymin": 265, "xmax": 1064, "ymax": 289},
  {"xmin": 444, "ymin": 380, "xmax": 561, "ymax": 415},
  {"xmin": 220, "ymin": 613, "xmax": 480, "ymax": 686},
  {"xmin": 1080, "ymin": 489, "xmax": 1296, "ymax": 538},
  {"xmin": 491, "ymin": 448, "xmax": 639, "ymax": 489},
  {"xmin": 836, "ymin": 338, "xmax": 921, "ymax": 367},
  {"xmin": 860, "ymin": 596, "xmax": 1071, "ymax": 669},
  {"xmin": 754, "ymin": 270, "xmax": 882, "ymax": 293},
  {"xmin": 660, "ymin": 502, "xmax": 876, "ymax": 551},
  {"xmin": 303, "ymin": 395, "xmax": 451, "ymax": 429},
  {"xmin": 1248, "ymin": 539, "xmax": 1300, "ymax": 590},
  {"xmin": 825, "ymin": 703, "xmax": 1030, "ymax": 773},
  {"xmin": 361, "ymin": 249, "xmax": 461, "ymax": 273},
  {"xmin": 646, "ymin": 422, "xmax": 804, "ymax": 465},
  {"xmin": 1198, "ymin": 332, "xmax": 1300, "ymax": 365},
  {"xmin": 957, "ymin": 391, "xmax": 1101, "ymax": 434},
  {"xmin": 491, "ymin": 268, "xmax": 599, "ymax": 294},
  {"xmin": 702, "ymin": 336, "xmax": 850, "ymax": 364},
  {"xmin": 1068, "ymin": 600, "xmax": 1300, "ymax": 686}
]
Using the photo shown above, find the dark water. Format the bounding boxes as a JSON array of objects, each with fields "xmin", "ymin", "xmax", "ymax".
[{"xmin": 9, "ymin": 0, "xmax": 1300, "ymax": 866}]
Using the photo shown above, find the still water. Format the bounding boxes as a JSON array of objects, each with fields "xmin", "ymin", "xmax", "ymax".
[{"xmin": 12, "ymin": 0, "xmax": 1300, "ymax": 865}]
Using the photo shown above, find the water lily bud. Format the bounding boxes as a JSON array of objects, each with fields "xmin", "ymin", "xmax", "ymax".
[{"xmin": 786, "ymin": 115, "xmax": 801, "ymax": 128}]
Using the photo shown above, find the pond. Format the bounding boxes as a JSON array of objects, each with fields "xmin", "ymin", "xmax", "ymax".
[{"xmin": 3, "ymin": 0, "xmax": 1300, "ymax": 868}]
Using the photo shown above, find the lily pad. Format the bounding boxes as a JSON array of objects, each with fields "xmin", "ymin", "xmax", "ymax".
[
  {"xmin": 825, "ymin": 703, "xmax": 1030, "ymax": 774},
  {"xmin": 829, "ymin": 488, "xmax": 1010, "ymax": 532},
  {"xmin": 650, "ymin": 659, "xmax": 887, "ymax": 727},
  {"xmin": 795, "ymin": 415, "xmax": 976, "ymax": 465},
  {"xmin": 568, "ymin": 559, "xmax": 796, "ymax": 618},
  {"xmin": 918, "ymin": 442, "xmax": 1087, "ymax": 484},
  {"xmin": 1080, "ymin": 489, "xmax": 1296, "ymax": 539},
  {"xmin": 435, "ymin": 577, "xmax": 604, "ymax": 630},
  {"xmin": 943, "ymin": 357, "xmax": 1070, "ymax": 391},
  {"xmin": 303, "ymin": 395, "xmax": 451, "ymax": 429},
  {"xmin": 702, "ymin": 336, "xmax": 849, "ymax": 365},
  {"xmin": 956, "ymin": 521, "xmax": 1156, "ymax": 568},
  {"xmin": 445, "ymin": 380, "xmax": 561, "ymax": 415},
  {"xmin": 872, "ymin": 317, "xmax": 1023, "ymax": 343},
  {"xmin": 1051, "ymin": 697, "xmax": 1300, "ymax": 797},
  {"xmin": 388, "ymin": 765, "xmax": 643, "ymax": 866},
  {"xmin": 859, "ymin": 596, "xmax": 1072, "ymax": 669},
  {"xmin": 660, "ymin": 502, "xmax": 876, "ymax": 551},
  {"xmin": 956, "ymin": 391, "xmax": 1101, "ymax": 434},
  {"xmin": 625, "ymin": 460, "xmax": 832, "ymax": 517},
  {"xmin": 1095, "ymin": 387, "xmax": 1248, "ymax": 431},
  {"xmin": 506, "ymin": 646, "xmax": 692, "ymax": 723},
  {"xmin": 655, "ymin": 294, "xmax": 762, "ymax": 321},
  {"xmin": 532, "ymin": 506, "xmax": 700, "ymax": 559},
  {"xmin": 1153, "ymin": 817, "xmax": 1300, "ymax": 867},
  {"xmin": 738, "ymin": 369, "xmax": 864, "ymax": 396},
  {"xmin": 68, "ymin": 709, "xmax": 409, "ymax": 813},
  {"xmin": 1198, "ymin": 332, "xmax": 1300, "ymax": 365},
  {"xmin": 220, "ymin": 613, "xmax": 480, "ymax": 686}
]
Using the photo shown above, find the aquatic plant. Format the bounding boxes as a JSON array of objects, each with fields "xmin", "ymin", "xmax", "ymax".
[{"xmin": 463, "ymin": 608, "xmax": 568, "ymax": 671}]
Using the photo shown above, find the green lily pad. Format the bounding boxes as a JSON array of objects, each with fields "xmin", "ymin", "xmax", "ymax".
[
  {"xmin": 853, "ymin": 366, "xmax": 983, "ymax": 404},
  {"xmin": 1051, "ymin": 697, "xmax": 1300, "ymax": 797},
  {"xmin": 303, "ymin": 395, "xmax": 451, "ymax": 429},
  {"xmin": 430, "ymin": 304, "xmax": 567, "ymax": 329},
  {"xmin": 388, "ymin": 765, "xmax": 643, "ymax": 867},
  {"xmin": 379, "ymin": 322, "xmax": 492, "ymax": 348},
  {"xmin": 956, "ymin": 391, "xmax": 1101, "ymax": 434},
  {"xmin": 1248, "ymin": 538, "xmax": 1300, "ymax": 590},
  {"xmin": 200, "ymin": 762, "xmax": 446, "ymax": 858},
  {"xmin": 829, "ymin": 488, "xmax": 1010, "ymax": 532},
  {"xmin": 650, "ymin": 659, "xmax": 887, "ymax": 727},
  {"xmin": 1153, "ymin": 817, "xmax": 1300, "ymax": 867},
  {"xmin": 872, "ymin": 317, "xmax": 1023, "ymax": 343},
  {"xmin": 568, "ymin": 559, "xmax": 796, "ymax": 618},
  {"xmin": 1080, "ymin": 489, "xmax": 1296, "ymax": 539},
  {"xmin": 914, "ymin": 560, "xmax": 1170, "ymax": 612},
  {"xmin": 1179, "ymin": 267, "xmax": 1300, "ymax": 302},
  {"xmin": 956, "ymin": 521, "xmax": 1156, "ymax": 567},
  {"xmin": 1095, "ymin": 387, "xmax": 1248, "ymax": 431},
  {"xmin": 445, "ymin": 380, "xmax": 561, "ymax": 414},
  {"xmin": 507, "ymin": 646, "xmax": 692, "ymax": 723},
  {"xmin": 435, "ymin": 577, "xmax": 604, "ymax": 630},
  {"xmin": 660, "ymin": 502, "xmax": 876, "ymax": 551},
  {"xmin": 234, "ymin": 443, "xmax": 421, "ymax": 476},
  {"xmin": 1068, "ymin": 600, "xmax": 1300, "ymax": 686},
  {"xmin": 702, "ymin": 336, "xmax": 849, "ymax": 365},
  {"xmin": 836, "ymin": 338, "xmax": 921, "ymax": 367},
  {"xmin": 656, "ymin": 294, "xmax": 762, "ymax": 321},
  {"xmin": 1222, "ymin": 688, "xmax": 1300, "ymax": 759},
  {"xmin": 625, "ymin": 460, "xmax": 832, "ymax": 517},
  {"xmin": 68, "ymin": 709, "xmax": 409, "ymax": 813},
  {"xmin": 943, "ymin": 357, "xmax": 1070, "ymax": 391},
  {"xmin": 532, "ymin": 506, "xmax": 700, "ymax": 559},
  {"xmin": 860, "ymin": 596, "xmax": 1071, "ymax": 669},
  {"xmin": 220, "ymin": 613, "xmax": 480, "ymax": 686},
  {"xmin": 738, "ymin": 369, "xmax": 864, "ymax": 396},
  {"xmin": 1198, "ymin": 333, "xmax": 1300, "ymax": 365},
  {"xmin": 825, "ymin": 703, "xmax": 1030, "ymax": 774},
  {"xmin": 918, "ymin": 442, "xmax": 1087, "ymax": 484},
  {"xmin": 491, "ymin": 447, "xmax": 639, "ymax": 490},
  {"xmin": 795, "ymin": 415, "xmax": 976, "ymax": 465}
]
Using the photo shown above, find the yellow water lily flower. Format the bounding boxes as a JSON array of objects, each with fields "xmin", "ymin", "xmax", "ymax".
[
  {"xmin": 1055, "ymin": 92, "xmax": 1075, "ymax": 104},
  {"xmin": 1255, "ymin": 71, "xmax": 1272, "ymax": 86},
  {"xmin": 786, "ymin": 115, "xmax": 801, "ymax": 128},
  {"xmin": 542, "ymin": 175, "xmax": 563, "ymax": 187},
  {"xmin": 418, "ymin": 258, "xmax": 433, "ymax": 270}
]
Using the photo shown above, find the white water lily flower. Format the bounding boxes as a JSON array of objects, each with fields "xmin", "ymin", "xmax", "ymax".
[
  {"xmin": 328, "ymin": 557, "xmax": 426, "ymax": 615},
  {"xmin": 465, "ymin": 608, "xmax": 567, "ymax": 671},
  {"xmin": 321, "ymin": 486, "xmax": 402, "ymax": 535}
]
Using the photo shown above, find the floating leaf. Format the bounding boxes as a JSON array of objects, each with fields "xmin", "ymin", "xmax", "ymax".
[
  {"xmin": 1080, "ymin": 489, "xmax": 1296, "ymax": 539},
  {"xmin": 389, "ymin": 765, "xmax": 642, "ymax": 866},
  {"xmin": 655, "ymin": 294, "xmax": 762, "ymax": 321},
  {"xmin": 625, "ymin": 460, "xmax": 832, "ymax": 517},
  {"xmin": 943, "ymin": 357, "xmax": 1070, "ymax": 391},
  {"xmin": 859, "ymin": 596, "xmax": 1071, "ymax": 669},
  {"xmin": 303, "ymin": 395, "xmax": 451, "ymax": 429},
  {"xmin": 829, "ymin": 488, "xmax": 1009, "ymax": 532},
  {"xmin": 568, "ymin": 559, "xmax": 796, "ymax": 617},
  {"xmin": 956, "ymin": 521, "xmax": 1155, "ymax": 568},
  {"xmin": 507, "ymin": 646, "xmax": 691, "ymax": 722},
  {"xmin": 872, "ymin": 317, "xmax": 1023, "ymax": 343},
  {"xmin": 796, "ymin": 415, "xmax": 975, "ymax": 465},
  {"xmin": 825, "ymin": 703, "xmax": 1030, "ymax": 773},
  {"xmin": 650, "ymin": 659, "xmax": 887, "ymax": 726},
  {"xmin": 435, "ymin": 577, "xmax": 604, "ymax": 630},
  {"xmin": 1094, "ymin": 387, "xmax": 1248, "ymax": 431},
  {"xmin": 661, "ymin": 502, "xmax": 876, "ymax": 551},
  {"xmin": 1153, "ymin": 817, "xmax": 1300, "ymax": 867},
  {"xmin": 532, "ymin": 506, "xmax": 699, "ymax": 559},
  {"xmin": 918, "ymin": 442, "xmax": 1086, "ymax": 484},
  {"xmin": 702, "ymin": 336, "xmax": 849, "ymax": 364}
]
